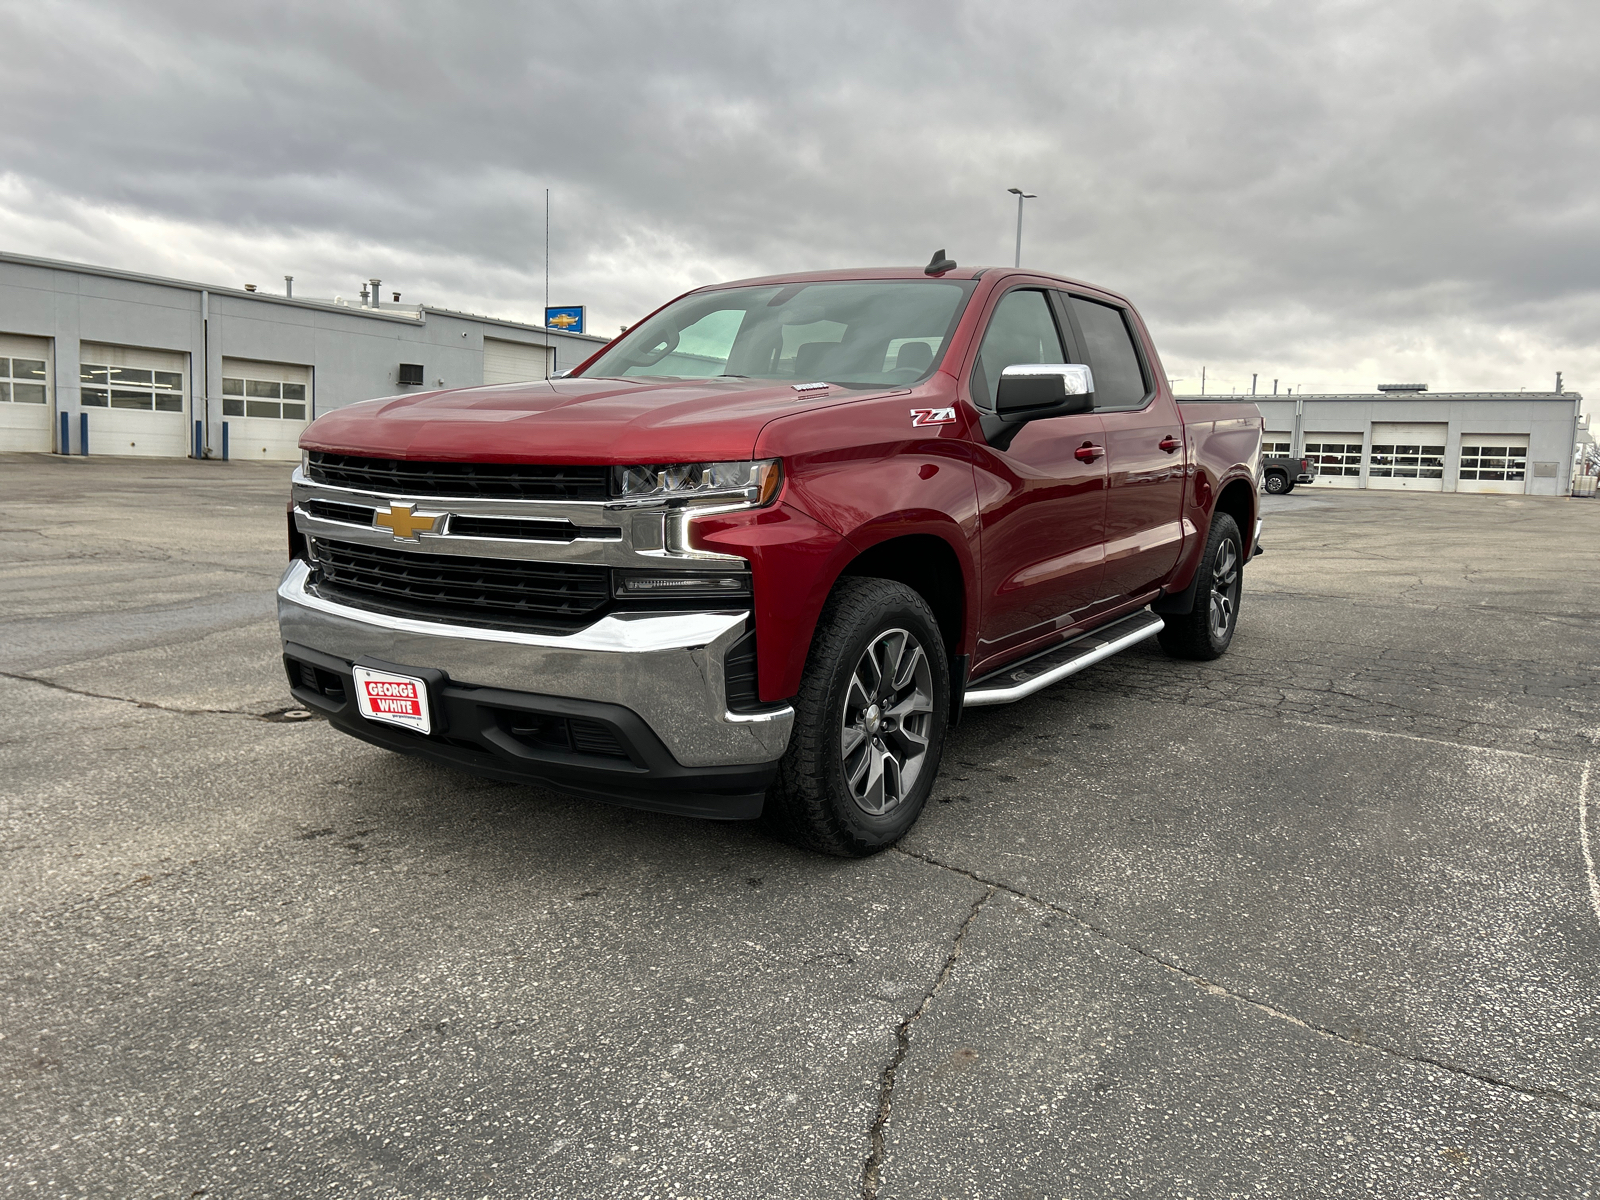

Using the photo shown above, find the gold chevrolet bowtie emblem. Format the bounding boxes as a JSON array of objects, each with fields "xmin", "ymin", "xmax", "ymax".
[{"xmin": 372, "ymin": 503, "xmax": 440, "ymax": 540}]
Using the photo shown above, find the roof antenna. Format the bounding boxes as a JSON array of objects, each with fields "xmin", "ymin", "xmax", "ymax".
[{"xmin": 924, "ymin": 248, "xmax": 957, "ymax": 276}]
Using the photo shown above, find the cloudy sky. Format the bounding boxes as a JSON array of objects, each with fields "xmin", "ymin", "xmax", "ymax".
[{"xmin": 0, "ymin": 0, "xmax": 1595, "ymax": 398}]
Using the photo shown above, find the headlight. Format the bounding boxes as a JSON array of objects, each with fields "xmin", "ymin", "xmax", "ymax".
[{"xmin": 610, "ymin": 459, "xmax": 781, "ymax": 506}]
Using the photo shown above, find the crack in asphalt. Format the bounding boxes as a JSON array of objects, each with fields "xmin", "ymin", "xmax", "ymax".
[
  {"xmin": 860, "ymin": 883, "xmax": 995, "ymax": 1200},
  {"xmin": 0, "ymin": 670, "xmax": 305, "ymax": 723},
  {"xmin": 892, "ymin": 846, "xmax": 1600, "ymax": 1120}
]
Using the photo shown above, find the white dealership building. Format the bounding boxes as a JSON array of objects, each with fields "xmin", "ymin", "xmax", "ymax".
[
  {"xmin": 1249, "ymin": 386, "xmax": 1587, "ymax": 496},
  {"xmin": 0, "ymin": 251, "xmax": 606, "ymax": 462}
]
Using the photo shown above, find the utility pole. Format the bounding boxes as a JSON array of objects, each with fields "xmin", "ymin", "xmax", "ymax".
[
  {"xmin": 1252, "ymin": 373, "xmax": 1257, "ymax": 396},
  {"xmin": 544, "ymin": 188, "xmax": 551, "ymax": 379},
  {"xmin": 1007, "ymin": 187, "xmax": 1036, "ymax": 268},
  {"xmin": 1201, "ymin": 365, "xmax": 1206, "ymax": 395}
]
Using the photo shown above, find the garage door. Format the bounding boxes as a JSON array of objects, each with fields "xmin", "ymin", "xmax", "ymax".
[
  {"xmin": 0, "ymin": 334, "xmax": 53, "ymax": 453},
  {"xmin": 1368, "ymin": 422, "xmax": 1447, "ymax": 491},
  {"xmin": 1303, "ymin": 433, "xmax": 1363, "ymax": 488},
  {"xmin": 222, "ymin": 358, "xmax": 311, "ymax": 462},
  {"xmin": 79, "ymin": 342, "xmax": 188, "ymax": 458},
  {"xmin": 483, "ymin": 337, "xmax": 552, "ymax": 385},
  {"xmin": 1457, "ymin": 436, "xmax": 1528, "ymax": 495}
]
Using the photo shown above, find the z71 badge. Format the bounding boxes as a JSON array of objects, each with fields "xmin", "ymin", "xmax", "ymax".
[{"xmin": 910, "ymin": 407, "xmax": 956, "ymax": 427}]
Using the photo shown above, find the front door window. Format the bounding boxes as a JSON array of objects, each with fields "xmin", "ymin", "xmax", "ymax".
[{"xmin": 972, "ymin": 289, "xmax": 1066, "ymax": 410}]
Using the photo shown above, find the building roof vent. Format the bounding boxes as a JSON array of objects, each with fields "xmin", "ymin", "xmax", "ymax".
[{"xmin": 1377, "ymin": 383, "xmax": 1428, "ymax": 393}]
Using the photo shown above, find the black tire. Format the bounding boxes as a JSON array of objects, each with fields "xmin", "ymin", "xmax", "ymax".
[
  {"xmin": 1157, "ymin": 513, "xmax": 1243, "ymax": 661},
  {"xmin": 766, "ymin": 578, "xmax": 950, "ymax": 857},
  {"xmin": 1263, "ymin": 471, "xmax": 1288, "ymax": 494}
]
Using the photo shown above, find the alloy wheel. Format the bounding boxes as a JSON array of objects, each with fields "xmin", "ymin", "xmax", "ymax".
[
  {"xmin": 839, "ymin": 627, "xmax": 935, "ymax": 816},
  {"xmin": 1208, "ymin": 538, "xmax": 1241, "ymax": 640}
]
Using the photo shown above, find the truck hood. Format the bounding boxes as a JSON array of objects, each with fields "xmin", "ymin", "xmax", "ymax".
[{"xmin": 300, "ymin": 376, "xmax": 865, "ymax": 464}]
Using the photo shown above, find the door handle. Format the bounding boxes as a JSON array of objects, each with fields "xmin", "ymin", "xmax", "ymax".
[
  {"xmin": 1158, "ymin": 435, "xmax": 1181, "ymax": 453},
  {"xmin": 1074, "ymin": 443, "xmax": 1104, "ymax": 463}
]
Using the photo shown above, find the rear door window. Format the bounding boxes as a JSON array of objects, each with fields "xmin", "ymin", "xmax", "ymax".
[{"xmin": 1068, "ymin": 296, "xmax": 1149, "ymax": 411}]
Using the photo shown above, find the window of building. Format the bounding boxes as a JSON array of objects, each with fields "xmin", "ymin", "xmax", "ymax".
[
  {"xmin": 1264, "ymin": 436, "xmax": 1292, "ymax": 455},
  {"xmin": 1369, "ymin": 442, "xmax": 1445, "ymax": 478},
  {"xmin": 0, "ymin": 356, "xmax": 48, "ymax": 404},
  {"xmin": 1303, "ymin": 441, "xmax": 1362, "ymax": 476},
  {"xmin": 1459, "ymin": 444, "xmax": 1527, "ymax": 482},
  {"xmin": 80, "ymin": 363, "xmax": 184, "ymax": 411},
  {"xmin": 222, "ymin": 375, "xmax": 307, "ymax": 420}
]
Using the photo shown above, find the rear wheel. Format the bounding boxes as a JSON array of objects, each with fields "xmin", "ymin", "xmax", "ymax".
[
  {"xmin": 767, "ymin": 578, "xmax": 949, "ymax": 857},
  {"xmin": 1264, "ymin": 471, "xmax": 1288, "ymax": 494},
  {"xmin": 1157, "ymin": 513, "xmax": 1243, "ymax": 661}
]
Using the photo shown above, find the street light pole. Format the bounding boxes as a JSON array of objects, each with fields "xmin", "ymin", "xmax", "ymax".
[{"xmin": 1007, "ymin": 187, "xmax": 1036, "ymax": 268}]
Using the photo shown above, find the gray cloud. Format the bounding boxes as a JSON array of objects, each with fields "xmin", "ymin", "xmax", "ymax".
[{"xmin": 0, "ymin": 0, "xmax": 1596, "ymax": 395}]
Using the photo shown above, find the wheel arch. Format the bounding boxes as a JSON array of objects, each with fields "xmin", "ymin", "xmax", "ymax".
[
  {"xmin": 1154, "ymin": 473, "xmax": 1256, "ymax": 616},
  {"xmin": 1214, "ymin": 476, "xmax": 1256, "ymax": 549},
  {"xmin": 836, "ymin": 532, "xmax": 968, "ymax": 665}
]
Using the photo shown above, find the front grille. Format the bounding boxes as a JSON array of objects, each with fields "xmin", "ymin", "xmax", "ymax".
[
  {"xmin": 302, "ymin": 500, "xmax": 621, "ymax": 543},
  {"xmin": 306, "ymin": 499, "xmax": 376, "ymax": 525},
  {"xmin": 310, "ymin": 538, "xmax": 610, "ymax": 627},
  {"xmin": 307, "ymin": 451, "xmax": 609, "ymax": 501},
  {"xmin": 449, "ymin": 514, "xmax": 621, "ymax": 541}
]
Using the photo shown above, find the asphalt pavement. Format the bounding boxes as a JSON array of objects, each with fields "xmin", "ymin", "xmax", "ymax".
[{"xmin": 3, "ymin": 454, "xmax": 1599, "ymax": 1199}]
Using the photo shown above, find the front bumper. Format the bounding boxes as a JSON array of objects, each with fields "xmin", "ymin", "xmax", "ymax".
[{"xmin": 276, "ymin": 559, "xmax": 794, "ymax": 817}]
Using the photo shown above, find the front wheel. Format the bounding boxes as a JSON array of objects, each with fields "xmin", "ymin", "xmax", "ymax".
[
  {"xmin": 1157, "ymin": 513, "xmax": 1243, "ymax": 661},
  {"xmin": 767, "ymin": 578, "xmax": 950, "ymax": 857}
]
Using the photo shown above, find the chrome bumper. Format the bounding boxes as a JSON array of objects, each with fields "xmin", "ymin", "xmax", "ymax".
[{"xmin": 276, "ymin": 559, "xmax": 793, "ymax": 768}]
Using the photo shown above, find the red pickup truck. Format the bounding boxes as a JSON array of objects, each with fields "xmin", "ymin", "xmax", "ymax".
[{"xmin": 279, "ymin": 258, "xmax": 1262, "ymax": 855}]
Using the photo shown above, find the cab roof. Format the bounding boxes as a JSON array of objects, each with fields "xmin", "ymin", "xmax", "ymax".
[{"xmin": 700, "ymin": 265, "xmax": 1124, "ymax": 303}]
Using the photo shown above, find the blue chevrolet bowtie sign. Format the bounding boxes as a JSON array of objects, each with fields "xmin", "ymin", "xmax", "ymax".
[{"xmin": 545, "ymin": 306, "xmax": 585, "ymax": 334}]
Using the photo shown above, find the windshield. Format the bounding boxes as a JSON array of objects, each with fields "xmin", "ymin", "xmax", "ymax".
[{"xmin": 578, "ymin": 280, "xmax": 976, "ymax": 388}]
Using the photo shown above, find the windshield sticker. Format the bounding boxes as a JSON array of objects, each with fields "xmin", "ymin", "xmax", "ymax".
[{"xmin": 910, "ymin": 407, "xmax": 956, "ymax": 427}]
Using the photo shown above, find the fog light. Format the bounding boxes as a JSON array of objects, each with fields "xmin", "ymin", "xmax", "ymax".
[{"xmin": 614, "ymin": 572, "xmax": 751, "ymax": 598}]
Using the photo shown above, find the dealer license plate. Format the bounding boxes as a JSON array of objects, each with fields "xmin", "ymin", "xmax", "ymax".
[{"xmin": 351, "ymin": 665, "xmax": 433, "ymax": 735}]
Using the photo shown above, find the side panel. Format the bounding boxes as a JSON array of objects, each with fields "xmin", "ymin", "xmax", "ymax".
[
  {"xmin": 690, "ymin": 503, "xmax": 856, "ymax": 704},
  {"xmin": 1098, "ymin": 392, "xmax": 1188, "ymax": 601},
  {"xmin": 1166, "ymin": 403, "xmax": 1262, "ymax": 594},
  {"xmin": 705, "ymin": 384, "xmax": 985, "ymax": 702},
  {"xmin": 967, "ymin": 415, "xmax": 1108, "ymax": 669}
]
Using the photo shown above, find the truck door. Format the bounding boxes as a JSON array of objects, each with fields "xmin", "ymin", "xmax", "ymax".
[
  {"xmin": 966, "ymin": 287, "xmax": 1108, "ymax": 670},
  {"xmin": 1062, "ymin": 294, "xmax": 1186, "ymax": 603}
]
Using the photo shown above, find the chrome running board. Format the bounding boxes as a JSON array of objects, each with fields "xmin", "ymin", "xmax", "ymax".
[{"xmin": 962, "ymin": 610, "xmax": 1165, "ymax": 707}]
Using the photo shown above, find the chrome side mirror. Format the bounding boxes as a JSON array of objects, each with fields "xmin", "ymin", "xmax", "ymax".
[{"xmin": 995, "ymin": 363, "xmax": 1095, "ymax": 419}]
